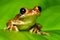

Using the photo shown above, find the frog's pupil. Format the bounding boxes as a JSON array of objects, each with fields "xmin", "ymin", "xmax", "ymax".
[
  {"xmin": 20, "ymin": 8, "xmax": 26, "ymax": 14},
  {"xmin": 38, "ymin": 6, "xmax": 42, "ymax": 12}
]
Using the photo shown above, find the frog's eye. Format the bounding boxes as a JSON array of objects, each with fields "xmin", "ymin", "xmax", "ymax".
[
  {"xmin": 34, "ymin": 6, "xmax": 42, "ymax": 12},
  {"xmin": 20, "ymin": 8, "xmax": 26, "ymax": 14},
  {"xmin": 38, "ymin": 6, "xmax": 42, "ymax": 12}
]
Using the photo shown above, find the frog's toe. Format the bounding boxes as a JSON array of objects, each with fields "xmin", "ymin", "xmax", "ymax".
[
  {"xmin": 9, "ymin": 26, "xmax": 19, "ymax": 32},
  {"xmin": 29, "ymin": 27, "xmax": 41, "ymax": 35},
  {"xmin": 3, "ymin": 26, "xmax": 19, "ymax": 32},
  {"xmin": 3, "ymin": 27, "xmax": 10, "ymax": 30},
  {"xmin": 36, "ymin": 30, "xmax": 42, "ymax": 35},
  {"xmin": 37, "ymin": 31, "xmax": 50, "ymax": 36},
  {"xmin": 29, "ymin": 28, "xmax": 35, "ymax": 33},
  {"xmin": 13, "ymin": 26, "xmax": 19, "ymax": 32},
  {"xmin": 29, "ymin": 28, "xmax": 50, "ymax": 36},
  {"xmin": 41, "ymin": 31, "xmax": 50, "ymax": 36}
]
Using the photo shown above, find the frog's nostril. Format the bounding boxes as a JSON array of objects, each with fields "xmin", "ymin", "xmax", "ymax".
[
  {"xmin": 20, "ymin": 8, "xmax": 26, "ymax": 14},
  {"xmin": 38, "ymin": 6, "xmax": 42, "ymax": 12}
]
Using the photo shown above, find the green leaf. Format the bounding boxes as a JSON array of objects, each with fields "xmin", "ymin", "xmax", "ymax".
[{"xmin": 0, "ymin": 0, "xmax": 60, "ymax": 40}]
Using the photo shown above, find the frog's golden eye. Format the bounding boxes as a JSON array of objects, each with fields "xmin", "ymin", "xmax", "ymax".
[{"xmin": 20, "ymin": 8, "xmax": 26, "ymax": 14}]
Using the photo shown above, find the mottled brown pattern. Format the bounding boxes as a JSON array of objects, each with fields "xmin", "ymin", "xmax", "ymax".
[
  {"xmin": 7, "ymin": 20, "xmax": 12, "ymax": 26},
  {"xmin": 14, "ymin": 14, "xmax": 21, "ymax": 20}
]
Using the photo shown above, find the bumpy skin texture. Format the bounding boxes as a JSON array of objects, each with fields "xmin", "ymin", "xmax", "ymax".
[{"xmin": 4, "ymin": 6, "xmax": 49, "ymax": 36}]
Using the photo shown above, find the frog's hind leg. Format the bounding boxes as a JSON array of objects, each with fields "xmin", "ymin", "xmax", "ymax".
[
  {"xmin": 4, "ymin": 20, "xmax": 19, "ymax": 31},
  {"xmin": 29, "ymin": 24, "xmax": 42, "ymax": 34},
  {"xmin": 29, "ymin": 24, "xmax": 50, "ymax": 36}
]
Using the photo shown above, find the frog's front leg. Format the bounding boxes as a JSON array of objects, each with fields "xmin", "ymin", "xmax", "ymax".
[
  {"xmin": 29, "ymin": 24, "xmax": 49, "ymax": 36},
  {"xmin": 4, "ymin": 20, "xmax": 23, "ymax": 31}
]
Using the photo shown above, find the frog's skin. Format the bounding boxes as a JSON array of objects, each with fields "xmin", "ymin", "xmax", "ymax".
[{"xmin": 4, "ymin": 6, "xmax": 49, "ymax": 35}]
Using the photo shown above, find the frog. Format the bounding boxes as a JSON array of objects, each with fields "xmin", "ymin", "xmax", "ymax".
[{"xmin": 4, "ymin": 6, "xmax": 49, "ymax": 35}]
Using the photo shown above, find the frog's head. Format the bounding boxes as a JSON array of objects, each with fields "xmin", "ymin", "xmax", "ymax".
[{"xmin": 20, "ymin": 6, "xmax": 42, "ymax": 17}]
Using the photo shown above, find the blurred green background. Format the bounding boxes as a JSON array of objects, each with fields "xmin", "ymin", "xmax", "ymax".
[{"xmin": 0, "ymin": 0, "xmax": 60, "ymax": 40}]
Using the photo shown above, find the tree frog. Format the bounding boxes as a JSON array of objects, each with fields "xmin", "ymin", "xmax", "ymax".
[{"xmin": 4, "ymin": 6, "xmax": 49, "ymax": 35}]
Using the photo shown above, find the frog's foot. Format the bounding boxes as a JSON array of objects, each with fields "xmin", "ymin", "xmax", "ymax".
[
  {"xmin": 29, "ymin": 27, "xmax": 41, "ymax": 34},
  {"xmin": 3, "ymin": 20, "xmax": 19, "ymax": 31},
  {"xmin": 29, "ymin": 27, "xmax": 50, "ymax": 36},
  {"xmin": 4, "ymin": 26, "xmax": 19, "ymax": 32}
]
